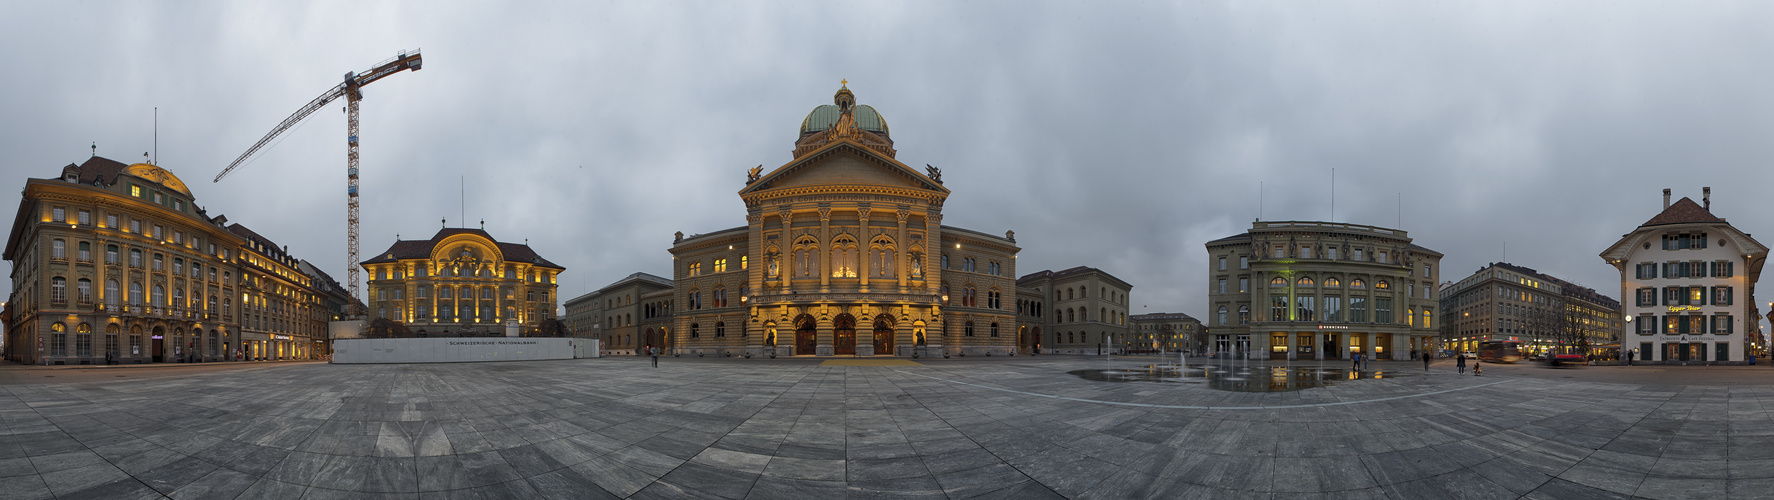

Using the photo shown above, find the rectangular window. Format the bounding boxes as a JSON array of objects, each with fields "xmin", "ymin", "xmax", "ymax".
[
  {"xmin": 1295, "ymin": 296, "xmax": 1315, "ymax": 321},
  {"xmin": 1349, "ymin": 297, "xmax": 1367, "ymax": 323},
  {"xmin": 1665, "ymin": 316, "xmax": 1678, "ymax": 334},
  {"xmin": 417, "ymin": 286, "xmax": 429, "ymax": 299},
  {"xmin": 1218, "ymin": 257, "xmax": 1226, "ymax": 271},
  {"xmin": 78, "ymin": 210, "xmax": 90, "ymax": 225},
  {"xmin": 1324, "ymin": 296, "xmax": 1342, "ymax": 322},
  {"xmin": 1327, "ymin": 248, "xmax": 1338, "ymax": 260},
  {"xmin": 52, "ymin": 206, "xmax": 65, "ymax": 222},
  {"xmin": 1637, "ymin": 315, "xmax": 1655, "ymax": 334},
  {"xmin": 1714, "ymin": 286, "xmax": 1733, "ymax": 305},
  {"xmin": 1239, "ymin": 278, "xmax": 1249, "ymax": 293},
  {"xmin": 1270, "ymin": 296, "xmax": 1287, "ymax": 322},
  {"xmin": 1300, "ymin": 247, "xmax": 1314, "ymax": 259},
  {"xmin": 105, "ymin": 214, "xmax": 117, "ymax": 228},
  {"xmin": 1272, "ymin": 245, "xmax": 1285, "ymax": 258},
  {"xmin": 1375, "ymin": 298, "xmax": 1392, "ymax": 324},
  {"xmin": 1239, "ymin": 256, "xmax": 1249, "ymax": 269},
  {"xmin": 1353, "ymin": 249, "xmax": 1364, "ymax": 261},
  {"xmin": 1217, "ymin": 279, "xmax": 1227, "ymax": 294}
]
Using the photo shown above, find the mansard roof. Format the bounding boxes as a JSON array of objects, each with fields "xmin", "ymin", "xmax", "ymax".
[{"xmin": 362, "ymin": 227, "xmax": 562, "ymax": 269}]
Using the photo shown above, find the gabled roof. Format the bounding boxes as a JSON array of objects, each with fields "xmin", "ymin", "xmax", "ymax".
[
  {"xmin": 1640, "ymin": 197, "xmax": 1724, "ymax": 227},
  {"xmin": 739, "ymin": 140, "xmax": 947, "ymax": 198},
  {"xmin": 361, "ymin": 227, "xmax": 563, "ymax": 269}
]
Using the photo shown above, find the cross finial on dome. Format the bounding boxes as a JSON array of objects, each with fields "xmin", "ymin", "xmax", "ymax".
[{"xmin": 841, "ymin": 79, "xmax": 847, "ymax": 87}]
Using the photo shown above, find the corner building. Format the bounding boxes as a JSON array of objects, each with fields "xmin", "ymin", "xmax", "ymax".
[
  {"xmin": 1205, "ymin": 221, "xmax": 1443, "ymax": 360},
  {"xmin": 1601, "ymin": 188, "xmax": 1765, "ymax": 363},
  {"xmin": 668, "ymin": 84, "xmax": 1021, "ymax": 357},
  {"xmin": 4, "ymin": 156, "xmax": 333, "ymax": 365}
]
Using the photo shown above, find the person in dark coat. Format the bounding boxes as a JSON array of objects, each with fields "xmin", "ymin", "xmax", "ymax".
[
  {"xmin": 1422, "ymin": 351, "xmax": 1431, "ymax": 371},
  {"xmin": 1456, "ymin": 353, "xmax": 1467, "ymax": 374}
]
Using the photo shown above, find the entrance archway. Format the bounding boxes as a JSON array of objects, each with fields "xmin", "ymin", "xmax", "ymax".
[
  {"xmin": 872, "ymin": 314, "xmax": 895, "ymax": 355},
  {"xmin": 794, "ymin": 314, "xmax": 816, "ymax": 355},
  {"xmin": 834, "ymin": 314, "xmax": 856, "ymax": 355},
  {"xmin": 151, "ymin": 326, "xmax": 165, "ymax": 362}
]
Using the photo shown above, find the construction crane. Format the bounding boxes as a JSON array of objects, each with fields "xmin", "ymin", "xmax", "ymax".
[{"xmin": 214, "ymin": 49, "xmax": 423, "ymax": 318}]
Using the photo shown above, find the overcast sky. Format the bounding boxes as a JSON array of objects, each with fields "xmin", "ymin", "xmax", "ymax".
[{"xmin": 3, "ymin": 1, "xmax": 1772, "ymax": 330}]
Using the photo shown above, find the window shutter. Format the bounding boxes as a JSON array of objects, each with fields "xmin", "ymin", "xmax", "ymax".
[
  {"xmin": 1727, "ymin": 287, "xmax": 1735, "ymax": 306},
  {"xmin": 1729, "ymin": 262, "xmax": 1735, "ymax": 278}
]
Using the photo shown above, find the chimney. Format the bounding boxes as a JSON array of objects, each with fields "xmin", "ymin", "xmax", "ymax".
[
  {"xmin": 1663, "ymin": 188, "xmax": 1671, "ymax": 210},
  {"xmin": 1703, "ymin": 187, "xmax": 1711, "ymax": 210}
]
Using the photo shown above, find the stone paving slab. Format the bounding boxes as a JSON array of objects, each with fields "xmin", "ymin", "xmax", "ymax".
[{"xmin": 0, "ymin": 357, "xmax": 1769, "ymax": 498}]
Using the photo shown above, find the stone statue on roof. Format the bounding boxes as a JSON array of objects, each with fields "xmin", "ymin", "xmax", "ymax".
[
  {"xmin": 747, "ymin": 165, "xmax": 763, "ymax": 184},
  {"xmin": 926, "ymin": 164, "xmax": 942, "ymax": 183}
]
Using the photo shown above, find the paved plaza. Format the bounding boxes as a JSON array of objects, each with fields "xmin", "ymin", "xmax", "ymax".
[{"xmin": 2, "ymin": 356, "xmax": 1773, "ymax": 499}]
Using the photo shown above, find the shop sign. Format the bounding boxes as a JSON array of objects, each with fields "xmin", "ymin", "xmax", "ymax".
[
  {"xmin": 1317, "ymin": 325, "xmax": 1350, "ymax": 330},
  {"xmin": 1667, "ymin": 306, "xmax": 1701, "ymax": 312},
  {"xmin": 151, "ymin": 335, "xmax": 163, "ymax": 339},
  {"xmin": 272, "ymin": 334, "xmax": 291, "ymax": 340}
]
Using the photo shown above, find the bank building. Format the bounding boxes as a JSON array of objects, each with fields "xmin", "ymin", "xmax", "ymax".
[{"xmin": 566, "ymin": 83, "xmax": 1134, "ymax": 357}]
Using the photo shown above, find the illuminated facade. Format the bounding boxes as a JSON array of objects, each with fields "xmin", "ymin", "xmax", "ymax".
[
  {"xmin": 361, "ymin": 227, "xmax": 563, "ymax": 336},
  {"xmin": 1600, "ymin": 188, "xmax": 1765, "ymax": 364},
  {"xmin": 1205, "ymin": 221, "xmax": 1443, "ymax": 360},
  {"xmin": 1439, "ymin": 262, "xmax": 1623, "ymax": 357},
  {"xmin": 666, "ymin": 84, "xmax": 1019, "ymax": 357},
  {"xmin": 3, "ymin": 155, "xmax": 331, "ymax": 365}
]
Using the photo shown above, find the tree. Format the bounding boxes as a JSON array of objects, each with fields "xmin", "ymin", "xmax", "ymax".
[
  {"xmin": 530, "ymin": 319, "xmax": 571, "ymax": 338},
  {"xmin": 365, "ymin": 318, "xmax": 410, "ymax": 339}
]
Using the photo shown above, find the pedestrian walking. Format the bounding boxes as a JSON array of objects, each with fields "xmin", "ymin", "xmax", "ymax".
[
  {"xmin": 1362, "ymin": 352, "xmax": 1370, "ymax": 371},
  {"xmin": 1628, "ymin": 348, "xmax": 1636, "ymax": 366},
  {"xmin": 650, "ymin": 347, "xmax": 660, "ymax": 368},
  {"xmin": 1352, "ymin": 353, "xmax": 1360, "ymax": 370},
  {"xmin": 1456, "ymin": 353, "xmax": 1466, "ymax": 374},
  {"xmin": 1422, "ymin": 351, "xmax": 1431, "ymax": 371}
]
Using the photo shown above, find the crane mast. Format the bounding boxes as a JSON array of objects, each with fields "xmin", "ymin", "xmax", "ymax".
[{"xmin": 215, "ymin": 49, "xmax": 422, "ymax": 319}]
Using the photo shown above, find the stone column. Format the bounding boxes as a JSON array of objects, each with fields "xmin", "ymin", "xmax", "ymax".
[
  {"xmin": 1315, "ymin": 331, "xmax": 1324, "ymax": 361},
  {"xmin": 777, "ymin": 208, "xmax": 794, "ymax": 290},
  {"xmin": 897, "ymin": 209, "xmax": 909, "ymax": 289},
  {"xmin": 819, "ymin": 207, "xmax": 831, "ymax": 292},
  {"xmin": 1366, "ymin": 332, "xmax": 1378, "ymax": 359}
]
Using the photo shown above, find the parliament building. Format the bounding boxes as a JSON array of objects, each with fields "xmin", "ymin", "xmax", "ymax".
[{"xmin": 567, "ymin": 84, "xmax": 1133, "ymax": 357}]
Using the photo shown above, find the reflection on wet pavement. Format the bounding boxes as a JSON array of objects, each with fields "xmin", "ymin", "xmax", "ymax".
[{"xmin": 1067, "ymin": 364, "xmax": 1399, "ymax": 392}]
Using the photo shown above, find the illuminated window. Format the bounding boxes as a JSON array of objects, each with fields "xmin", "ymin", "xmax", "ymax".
[
  {"xmin": 714, "ymin": 258, "xmax": 727, "ymax": 273},
  {"xmin": 1324, "ymin": 277, "xmax": 1340, "ymax": 288},
  {"xmin": 1270, "ymin": 277, "xmax": 1286, "ymax": 287},
  {"xmin": 689, "ymin": 262, "xmax": 701, "ymax": 276},
  {"xmin": 741, "ymin": 255, "xmax": 748, "ymax": 270},
  {"xmin": 1375, "ymin": 281, "xmax": 1390, "ymax": 290},
  {"xmin": 1297, "ymin": 277, "xmax": 1315, "ymax": 287}
]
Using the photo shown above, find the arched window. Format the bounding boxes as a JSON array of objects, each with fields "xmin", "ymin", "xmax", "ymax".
[
  {"xmin": 831, "ymin": 235, "xmax": 858, "ymax": 278},
  {"xmin": 690, "ymin": 323, "xmax": 701, "ymax": 338},
  {"xmin": 75, "ymin": 323, "xmax": 92, "ymax": 357},
  {"xmin": 1350, "ymin": 279, "xmax": 1366, "ymax": 289},
  {"xmin": 1067, "ymin": 308, "xmax": 1075, "ymax": 323},
  {"xmin": 1067, "ymin": 288, "xmax": 1075, "ymax": 300},
  {"xmin": 1238, "ymin": 305, "xmax": 1250, "ymax": 324},
  {"xmin": 715, "ymin": 321, "xmax": 726, "ymax": 338},
  {"xmin": 1297, "ymin": 277, "xmax": 1315, "ymax": 287},
  {"xmin": 940, "ymin": 284, "xmax": 951, "ymax": 306},
  {"xmin": 1376, "ymin": 281, "xmax": 1390, "ymax": 290},
  {"xmin": 964, "ymin": 321, "xmax": 975, "ymax": 337},
  {"xmin": 990, "ymin": 322, "xmax": 999, "ymax": 337},
  {"xmin": 1324, "ymin": 277, "xmax": 1341, "ymax": 288},
  {"xmin": 1217, "ymin": 306, "xmax": 1228, "ymax": 325},
  {"xmin": 43, "ymin": 322, "xmax": 68, "ymax": 356},
  {"xmin": 871, "ymin": 236, "xmax": 896, "ymax": 278},
  {"xmin": 794, "ymin": 237, "xmax": 819, "ymax": 278},
  {"xmin": 1271, "ymin": 277, "xmax": 1287, "ymax": 287}
]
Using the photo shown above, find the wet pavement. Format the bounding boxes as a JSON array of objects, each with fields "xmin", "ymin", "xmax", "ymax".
[
  {"xmin": 2, "ymin": 355, "xmax": 1771, "ymax": 498},
  {"xmin": 1069, "ymin": 364, "xmax": 1399, "ymax": 392}
]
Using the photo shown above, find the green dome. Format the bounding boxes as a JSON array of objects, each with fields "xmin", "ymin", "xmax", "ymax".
[{"xmin": 800, "ymin": 104, "xmax": 889, "ymax": 136}]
